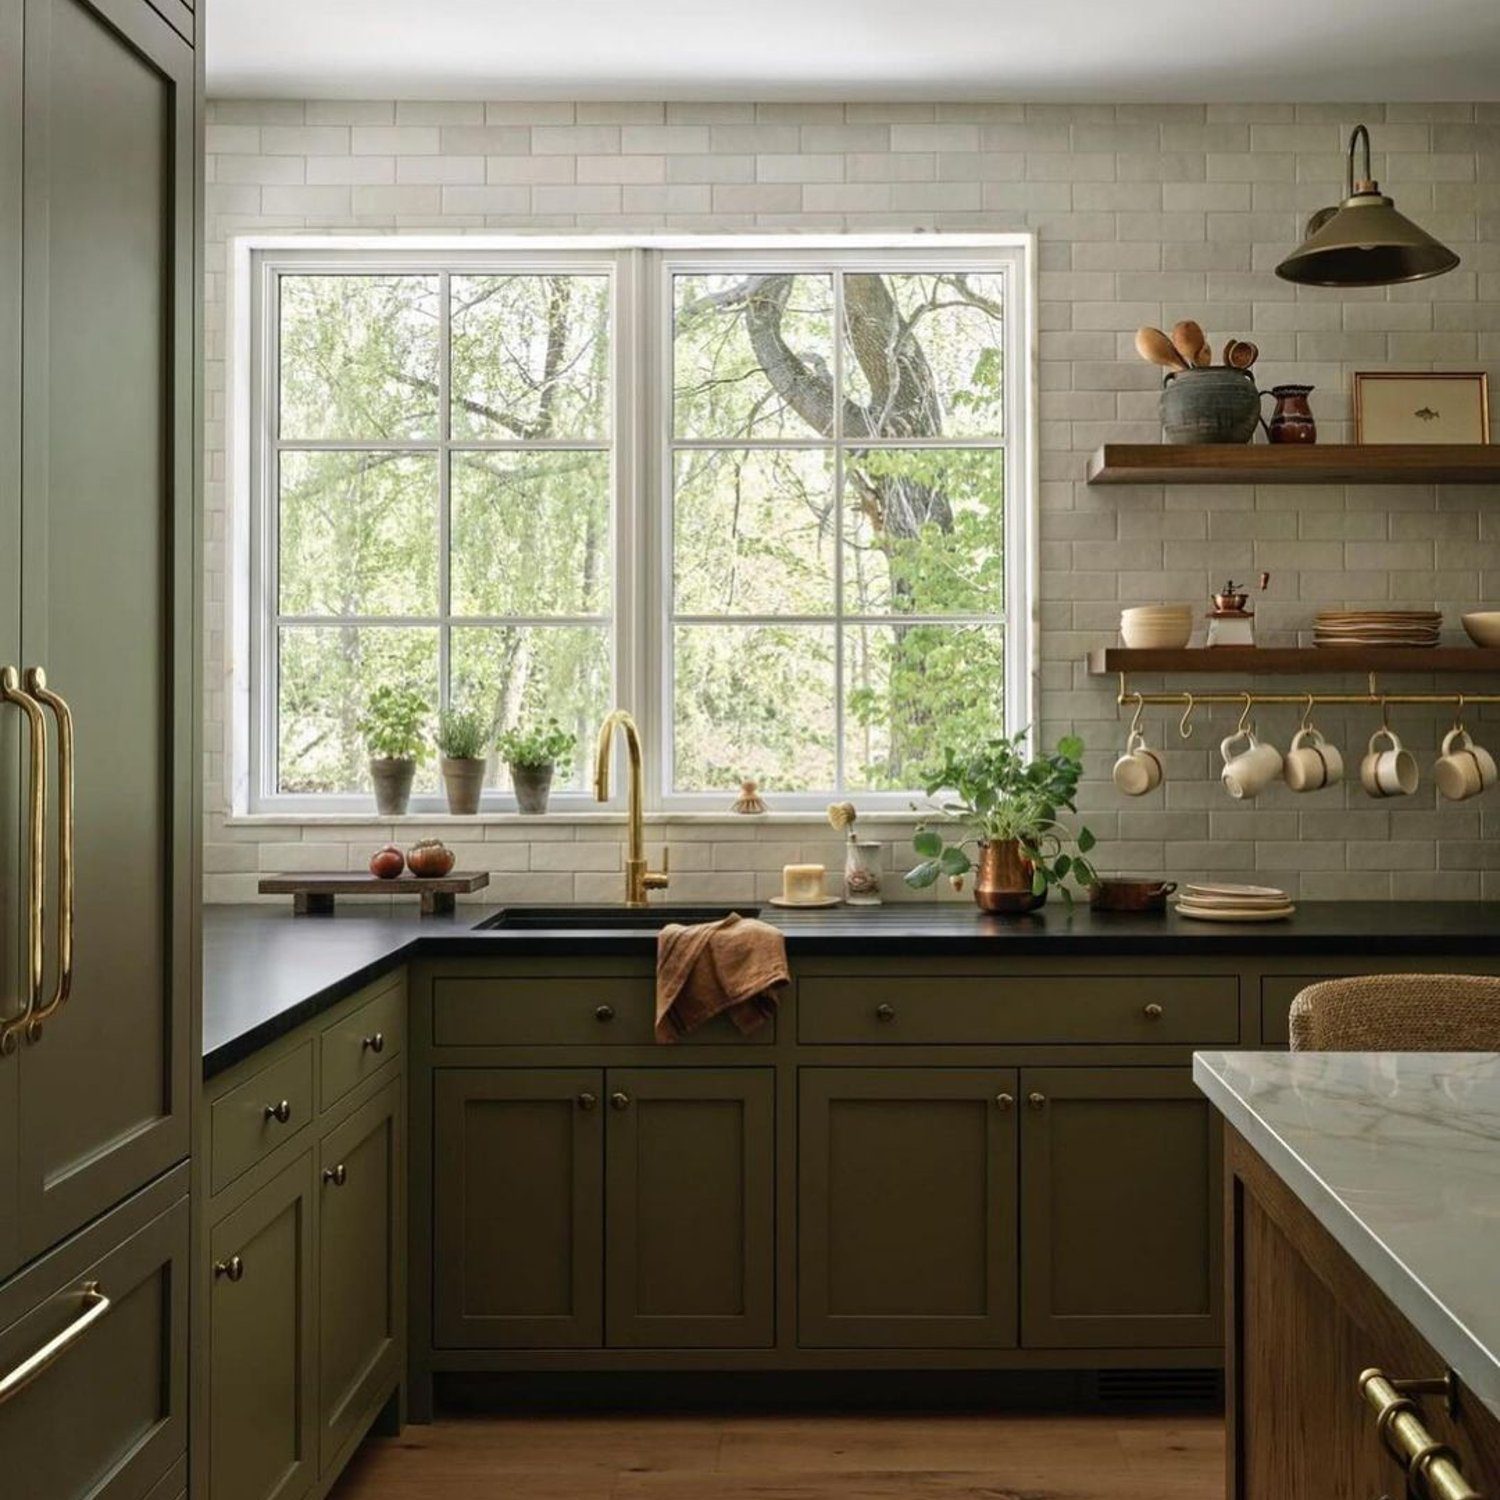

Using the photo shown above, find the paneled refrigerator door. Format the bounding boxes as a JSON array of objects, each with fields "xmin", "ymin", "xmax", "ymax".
[
  {"xmin": 0, "ymin": 0, "xmax": 21, "ymax": 1278},
  {"xmin": 13, "ymin": 0, "xmax": 195, "ymax": 1265}
]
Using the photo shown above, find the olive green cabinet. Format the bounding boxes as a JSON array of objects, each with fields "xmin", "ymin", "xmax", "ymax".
[
  {"xmin": 4, "ymin": 0, "xmax": 197, "ymax": 1277},
  {"xmin": 0, "ymin": 1171, "xmax": 188, "ymax": 1500},
  {"xmin": 318, "ymin": 1078, "xmax": 402, "ymax": 1472},
  {"xmin": 1019, "ymin": 1067, "xmax": 1220, "ymax": 1349},
  {"xmin": 433, "ymin": 1067, "xmax": 776, "ymax": 1351},
  {"xmin": 606, "ymin": 1068, "xmax": 775, "ymax": 1349},
  {"xmin": 797, "ymin": 1068, "xmax": 1019, "ymax": 1349},
  {"xmin": 208, "ymin": 1153, "xmax": 318, "ymax": 1500}
]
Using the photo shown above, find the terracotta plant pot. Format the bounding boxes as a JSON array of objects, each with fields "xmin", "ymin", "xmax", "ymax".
[
  {"xmin": 510, "ymin": 761, "xmax": 554, "ymax": 815},
  {"xmin": 369, "ymin": 756, "xmax": 416, "ymax": 817},
  {"xmin": 972, "ymin": 838, "xmax": 1047, "ymax": 916},
  {"xmin": 441, "ymin": 756, "xmax": 486, "ymax": 816}
]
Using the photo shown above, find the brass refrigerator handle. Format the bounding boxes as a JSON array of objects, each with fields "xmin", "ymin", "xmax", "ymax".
[
  {"xmin": 22, "ymin": 668, "xmax": 73, "ymax": 1042},
  {"xmin": 0, "ymin": 1282, "xmax": 110, "ymax": 1407},
  {"xmin": 0, "ymin": 667, "xmax": 46, "ymax": 1055},
  {"xmin": 1360, "ymin": 1368, "xmax": 1483, "ymax": 1500}
]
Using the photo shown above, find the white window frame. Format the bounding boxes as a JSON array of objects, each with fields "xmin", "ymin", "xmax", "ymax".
[{"xmin": 229, "ymin": 234, "xmax": 1036, "ymax": 818}]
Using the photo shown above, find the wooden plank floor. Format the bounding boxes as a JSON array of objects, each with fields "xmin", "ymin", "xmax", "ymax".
[{"xmin": 328, "ymin": 1411, "xmax": 1224, "ymax": 1499}]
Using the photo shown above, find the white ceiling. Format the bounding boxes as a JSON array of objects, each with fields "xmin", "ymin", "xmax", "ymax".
[{"xmin": 209, "ymin": 0, "xmax": 1500, "ymax": 101}]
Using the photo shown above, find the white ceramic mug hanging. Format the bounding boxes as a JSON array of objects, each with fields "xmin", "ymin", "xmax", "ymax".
[{"xmin": 1220, "ymin": 728, "xmax": 1283, "ymax": 800}]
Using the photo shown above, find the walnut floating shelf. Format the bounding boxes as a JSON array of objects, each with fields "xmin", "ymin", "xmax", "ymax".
[
  {"xmin": 1088, "ymin": 647, "xmax": 1500, "ymax": 676},
  {"xmin": 1086, "ymin": 444, "xmax": 1500, "ymax": 486}
]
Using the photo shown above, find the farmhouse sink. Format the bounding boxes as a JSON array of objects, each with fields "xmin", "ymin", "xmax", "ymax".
[{"xmin": 476, "ymin": 904, "xmax": 759, "ymax": 930}]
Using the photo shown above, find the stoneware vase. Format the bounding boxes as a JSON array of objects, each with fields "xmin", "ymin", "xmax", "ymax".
[
  {"xmin": 972, "ymin": 838, "xmax": 1046, "ymax": 916},
  {"xmin": 369, "ymin": 756, "xmax": 416, "ymax": 817},
  {"xmin": 510, "ymin": 761, "xmax": 554, "ymax": 815},
  {"xmin": 1263, "ymin": 383, "xmax": 1317, "ymax": 444},
  {"xmin": 440, "ymin": 756, "xmax": 486, "ymax": 816},
  {"xmin": 1160, "ymin": 366, "xmax": 1261, "ymax": 444}
]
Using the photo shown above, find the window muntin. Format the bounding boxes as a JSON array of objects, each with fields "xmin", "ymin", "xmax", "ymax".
[{"xmin": 245, "ymin": 240, "xmax": 1029, "ymax": 814}]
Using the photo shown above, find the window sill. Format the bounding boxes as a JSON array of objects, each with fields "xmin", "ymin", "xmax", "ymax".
[{"xmin": 224, "ymin": 808, "xmax": 928, "ymax": 828}]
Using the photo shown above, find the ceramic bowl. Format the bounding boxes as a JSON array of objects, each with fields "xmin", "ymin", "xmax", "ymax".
[
  {"xmin": 1462, "ymin": 611, "xmax": 1500, "ymax": 648},
  {"xmin": 1121, "ymin": 618, "xmax": 1194, "ymax": 649}
]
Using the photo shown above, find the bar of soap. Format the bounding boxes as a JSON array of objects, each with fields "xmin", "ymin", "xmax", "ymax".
[{"xmin": 783, "ymin": 863, "xmax": 827, "ymax": 902}]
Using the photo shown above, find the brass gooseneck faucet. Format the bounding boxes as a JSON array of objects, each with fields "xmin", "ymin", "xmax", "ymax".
[{"xmin": 593, "ymin": 709, "xmax": 669, "ymax": 907}]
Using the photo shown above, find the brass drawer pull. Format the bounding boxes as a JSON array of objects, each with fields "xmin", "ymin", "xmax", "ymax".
[
  {"xmin": 323, "ymin": 1163, "xmax": 348, "ymax": 1187},
  {"xmin": 1143, "ymin": 1002, "xmax": 1164, "ymax": 1020},
  {"xmin": 22, "ymin": 668, "xmax": 74, "ymax": 1043},
  {"xmin": 610, "ymin": 1091, "xmax": 631, "ymax": 1110},
  {"xmin": 995, "ymin": 1092, "xmax": 1015, "ymax": 1110},
  {"xmin": 0, "ymin": 668, "xmax": 46, "ymax": 1055},
  {"xmin": 0, "ymin": 1281, "xmax": 110, "ymax": 1407},
  {"xmin": 362, "ymin": 1031, "xmax": 385, "ymax": 1054},
  {"xmin": 875, "ymin": 1003, "xmax": 896, "ymax": 1022},
  {"xmin": 1027, "ymin": 1091, "xmax": 1047, "ymax": 1109},
  {"xmin": 1359, "ymin": 1368, "xmax": 1481, "ymax": 1500},
  {"xmin": 594, "ymin": 1004, "xmax": 615, "ymax": 1022},
  {"xmin": 577, "ymin": 1092, "xmax": 598, "ymax": 1111},
  {"xmin": 214, "ymin": 1255, "xmax": 245, "ymax": 1283},
  {"xmin": 264, "ymin": 1099, "xmax": 292, "ymax": 1124}
]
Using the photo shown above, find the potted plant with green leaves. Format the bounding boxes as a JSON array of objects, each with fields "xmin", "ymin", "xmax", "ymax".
[
  {"xmin": 436, "ymin": 704, "xmax": 491, "ymax": 816},
  {"xmin": 905, "ymin": 731, "xmax": 1098, "ymax": 914},
  {"xmin": 359, "ymin": 685, "xmax": 428, "ymax": 817},
  {"xmin": 496, "ymin": 717, "xmax": 577, "ymax": 815}
]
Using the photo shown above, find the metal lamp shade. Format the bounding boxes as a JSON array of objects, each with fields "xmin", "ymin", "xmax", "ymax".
[{"xmin": 1276, "ymin": 189, "xmax": 1461, "ymax": 287}]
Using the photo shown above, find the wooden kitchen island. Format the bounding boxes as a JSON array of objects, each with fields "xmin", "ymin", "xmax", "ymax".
[{"xmin": 1197, "ymin": 1051, "xmax": 1500, "ymax": 1500}]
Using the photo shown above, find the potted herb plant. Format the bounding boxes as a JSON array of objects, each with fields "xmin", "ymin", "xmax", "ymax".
[
  {"xmin": 359, "ymin": 685, "xmax": 428, "ymax": 817},
  {"xmin": 436, "ymin": 704, "xmax": 490, "ymax": 816},
  {"xmin": 905, "ymin": 731, "xmax": 1098, "ymax": 914},
  {"xmin": 496, "ymin": 718, "xmax": 577, "ymax": 815}
]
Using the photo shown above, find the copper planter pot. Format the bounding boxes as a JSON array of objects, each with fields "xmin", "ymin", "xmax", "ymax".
[{"xmin": 973, "ymin": 839, "xmax": 1047, "ymax": 915}]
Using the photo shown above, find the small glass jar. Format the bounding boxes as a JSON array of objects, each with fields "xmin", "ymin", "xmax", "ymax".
[{"xmin": 843, "ymin": 839, "xmax": 883, "ymax": 906}]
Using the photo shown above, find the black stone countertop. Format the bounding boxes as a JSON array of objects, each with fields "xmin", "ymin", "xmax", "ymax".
[{"xmin": 203, "ymin": 900, "xmax": 1500, "ymax": 1079}]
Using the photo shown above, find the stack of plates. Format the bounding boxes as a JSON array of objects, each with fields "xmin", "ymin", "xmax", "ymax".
[
  {"xmin": 1175, "ymin": 883, "xmax": 1295, "ymax": 923},
  {"xmin": 1121, "ymin": 603, "xmax": 1194, "ymax": 650},
  {"xmin": 1314, "ymin": 610, "xmax": 1442, "ymax": 648}
]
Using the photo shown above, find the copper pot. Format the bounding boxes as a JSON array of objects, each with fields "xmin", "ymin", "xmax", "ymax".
[
  {"xmin": 973, "ymin": 839, "xmax": 1046, "ymax": 915},
  {"xmin": 1089, "ymin": 877, "xmax": 1178, "ymax": 913}
]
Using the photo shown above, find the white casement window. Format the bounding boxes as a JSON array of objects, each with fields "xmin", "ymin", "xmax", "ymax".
[{"xmin": 234, "ymin": 236, "xmax": 1034, "ymax": 815}]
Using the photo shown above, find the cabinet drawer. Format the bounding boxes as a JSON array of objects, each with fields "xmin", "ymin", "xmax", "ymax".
[
  {"xmin": 798, "ymin": 975, "xmax": 1239, "ymax": 1045},
  {"xmin": 321, "ymin": 980, "xmax": 405, "ymax": 1112},
  {"xmin": 211, "ymin": 1040, "xmax": 315, "ymax": 1193},
  {"xmin": 432, "ymin": 975, "xmax": 773, "ymax": 1046},
  {"xmin": 0, "ymin": 1181, "xmax": 188, "ymax": 1500}
]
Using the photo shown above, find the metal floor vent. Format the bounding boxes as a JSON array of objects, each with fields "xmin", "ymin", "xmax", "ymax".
[{"xmin": 1092, "ymin": 1368, "xmax": 1223, "ymax": 1408}]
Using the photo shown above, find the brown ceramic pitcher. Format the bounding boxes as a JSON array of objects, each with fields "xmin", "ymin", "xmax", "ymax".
[{"xmin": 1261, "ymin": 383, "xmax": 1317, "ymax": 444}]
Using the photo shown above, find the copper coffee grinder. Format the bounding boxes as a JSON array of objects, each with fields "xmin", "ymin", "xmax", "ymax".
[{"xmin": 1206, "ymin": 573, "xmax": 1269, "ymax": 647}]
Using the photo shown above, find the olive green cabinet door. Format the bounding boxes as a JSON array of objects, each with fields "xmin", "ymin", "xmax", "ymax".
[
  {"xmin": 0, "ymin": 1185, "xmax": 187, "ymax": 1500},
  {"xmin": 605, "ymin": 1068, "xmax": 774, "ymax": 1349},
  {"xmin": 14, "ymin": 0, "xmax": 195, "ymax": 1267},
  {"xmin": 798, "ymin": 1068, "xmax": 1019, "ymax": 1349},
  {"xmin": 208, "ymin": 1154, "xmax": 318, "ymax": 1500},
  {"xmin": 433, "ymin": 1069, "xmax": 604, "ymax": 1349},
  {"xmin": 1020, "ymin": 1067, "xmax": 1220, "ymax": 1349},
  {"xmin": 0, "ymin": 0, "xmax": 22, "ymax": 1281},
  {"xmin": 319, "ymin": 1078, "xmax": 403, "ymax": 1474}
]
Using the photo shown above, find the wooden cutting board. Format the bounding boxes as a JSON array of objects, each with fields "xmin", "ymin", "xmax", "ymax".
[{"xmin": 258, "ymin": 870, "xmax": 490, "ymax": 915}]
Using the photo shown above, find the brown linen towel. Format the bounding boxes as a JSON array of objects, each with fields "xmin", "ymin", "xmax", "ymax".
[{"xmin": 655, "ymin": 912, "xmax": 789, "ymax": 1043}]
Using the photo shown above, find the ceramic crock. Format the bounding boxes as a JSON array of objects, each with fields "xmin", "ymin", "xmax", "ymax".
[{"xmin": 1160, "ymin": 366, "xmax": 1260, "ymax": 444}]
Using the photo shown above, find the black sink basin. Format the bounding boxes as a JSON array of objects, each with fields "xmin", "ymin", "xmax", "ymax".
[{"xmin": 476, "ymin": 904, "xmax": 760, "ymax": 930}]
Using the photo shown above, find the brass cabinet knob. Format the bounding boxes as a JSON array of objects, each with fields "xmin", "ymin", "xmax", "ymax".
[
  {"xmin": 214, "ymin": 1255, "xmax": 245, "ymax": 1282},
  {"xmin": 1027, "ymin": 1091, "xmax": 1047, "ymax": 1109},
  {"xmin": 875, "ymin": 1003, "xmax": 896, "ymax": 1022},
  {"xmin": 1143, "ymin": 1002, "xmax": 1164, "ymax": 1020},
  {"xmin": 264, "ymin": 1099, "xmax": 292, "ymax": 1124},
  {"xmin": 362, "ymin": 1031, "xmax": 385, "ymax": 1053},
  {"xmin": 577, "ymin": 1092, "xmax": 598, "ymax": 1111},
  {"xmin": 610, "ymin": 1091, "xmax": 631, "ymax": 1111},
  {"xmin": 995, "ymin": 1092, "xmax": 1015, "ymax": 1111},
  {"xmin": 322, "ymin": 1163, "xmax": 347, "ymax": 1187},
  {"xmin": 595, "ymin": 1004, "xmax": 615, "ymax": 1023}
]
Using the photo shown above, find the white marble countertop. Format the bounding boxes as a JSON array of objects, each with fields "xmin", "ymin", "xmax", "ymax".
[{"xmin": 1194, "ymin": 1050, "xmax": 1500, "ymax": 1420}]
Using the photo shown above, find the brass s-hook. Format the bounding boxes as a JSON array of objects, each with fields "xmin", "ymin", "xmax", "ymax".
[
  {"xmin": 1300, "ymin": 692, "xmax": 1316, "ymax": 734},
  {"xmin": 1453, "ymin": 693, "xmax": 1466, "ymax": 735},
  {"xmin": 1236, "ymin": 692, "xmax": 1254, "ymax": 737},
  {"xmin": 1127, "ymin": 692, "xmax": 1146, "ymax": 742},
  {"xmin": 1178, "ymin": 692, "xmax": 1196, "ymax": 741}
]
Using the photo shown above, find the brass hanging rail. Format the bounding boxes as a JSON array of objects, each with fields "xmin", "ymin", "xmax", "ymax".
[{"xmin": 1115, "ymin": 671, "xmax": 1500, "ymax": 711}]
